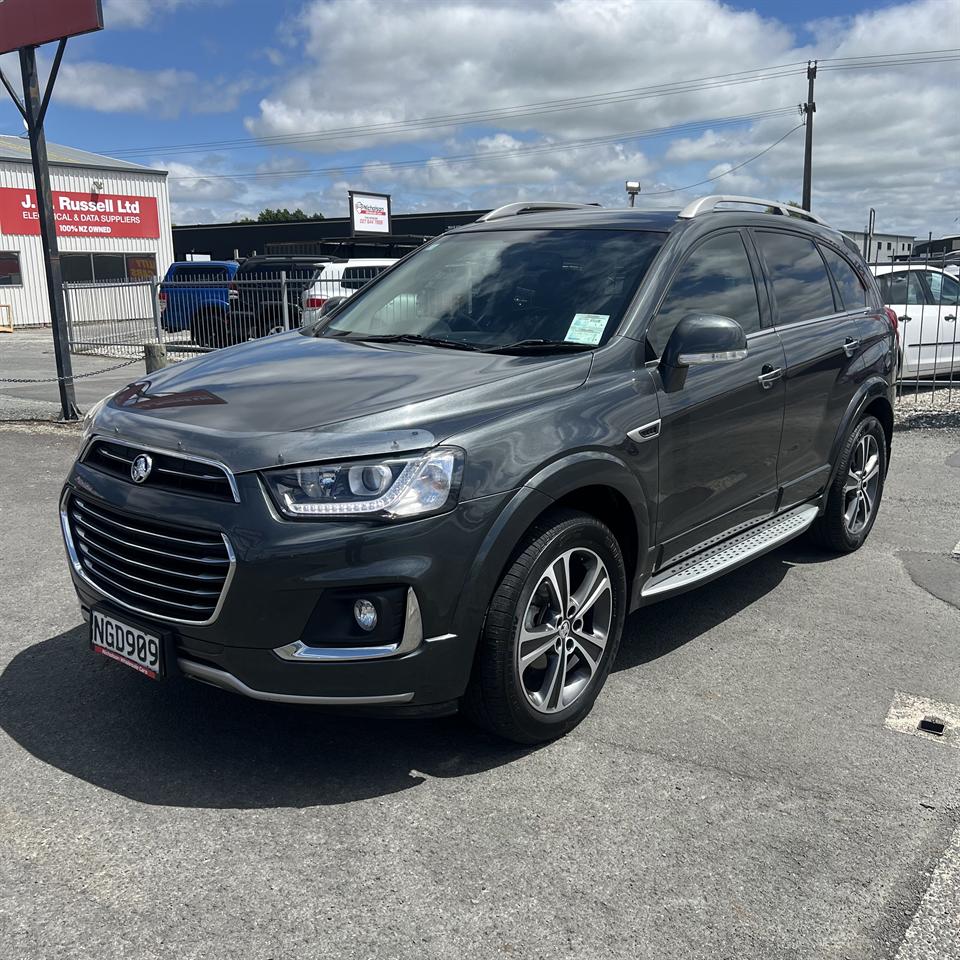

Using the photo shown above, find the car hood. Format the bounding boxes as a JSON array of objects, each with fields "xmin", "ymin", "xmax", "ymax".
[{"xmin": 93, "ymin": 332, "xmax": 592, "ymax": 473}]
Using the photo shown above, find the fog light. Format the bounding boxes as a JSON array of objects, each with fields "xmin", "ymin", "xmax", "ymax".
[{"xmin": 353, "ymin": 599, "xmax": 378, "ymax": 631}]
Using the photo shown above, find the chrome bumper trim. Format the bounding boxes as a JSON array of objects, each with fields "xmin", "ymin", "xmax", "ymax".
[
  {"xmin": 177, "ymin": 658, "xmax": 415, "ymax": 706},
  {"xmin": 273, "ymin": 587, "xmax": 456, "ymax": 663}
]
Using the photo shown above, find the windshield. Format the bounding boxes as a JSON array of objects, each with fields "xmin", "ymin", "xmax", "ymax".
[{"xmin": 311, "ymin": 228, "xmax": 664, "ymax": 350}]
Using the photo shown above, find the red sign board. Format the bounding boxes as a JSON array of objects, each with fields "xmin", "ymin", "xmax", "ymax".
[
  {"xmin": 0, "ymin": 187, "xmax": 160, "ymax": 239},
  {"xmin": 0, "ymin": 0, "xmax": 103, "ymax": 56}
]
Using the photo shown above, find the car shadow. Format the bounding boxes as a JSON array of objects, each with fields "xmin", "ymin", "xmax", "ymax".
[
  {"xmin": 0, "ymin": 543, "xmax": 817, "ymax": 810},
  {"xmin": 613, "ymin": 541, "xmax": 820, "ymax": 671},
  {"xmin": 0, "ymin": 624, "xmax": 532, "ymax": 810}
]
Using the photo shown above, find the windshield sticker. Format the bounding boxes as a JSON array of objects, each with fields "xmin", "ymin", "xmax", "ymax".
[{"xmin": 565, "ymin": 313, "xmax": 609, "ymax": 345}]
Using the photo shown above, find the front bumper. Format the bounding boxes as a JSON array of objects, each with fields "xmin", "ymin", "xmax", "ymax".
[{"xmin": 62, "ymin": 457, "xmax": 509, "ymax": 709}]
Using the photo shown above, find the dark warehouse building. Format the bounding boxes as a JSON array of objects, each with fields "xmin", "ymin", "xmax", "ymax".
[{"xmin": 172, "ymin": 209, "xmax": 491, "ymax": 262}]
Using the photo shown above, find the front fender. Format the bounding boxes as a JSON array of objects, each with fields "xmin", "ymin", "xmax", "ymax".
[{"xmin": 451, "ymin": 451, "xmax": 652, "ymax": 656}]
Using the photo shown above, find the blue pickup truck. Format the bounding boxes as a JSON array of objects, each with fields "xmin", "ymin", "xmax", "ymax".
[{"xmin": 159, "ymin": 260, "xmax": 239, "ymax": 347}]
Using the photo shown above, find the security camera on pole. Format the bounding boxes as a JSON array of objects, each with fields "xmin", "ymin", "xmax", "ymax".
[{"xmin": 0, "ymin": 0, "xmax": 105, "ymax": 421}]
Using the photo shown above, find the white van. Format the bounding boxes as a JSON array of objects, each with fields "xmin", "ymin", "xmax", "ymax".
[{"xmin": 301, "ymin": 259, "xmax": 397, "ymax": 324}]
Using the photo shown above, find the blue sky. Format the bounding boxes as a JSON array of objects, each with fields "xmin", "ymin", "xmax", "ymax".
[{"xmin": 1, "ymin": 0, "xmax": 957, "ymax": 234}]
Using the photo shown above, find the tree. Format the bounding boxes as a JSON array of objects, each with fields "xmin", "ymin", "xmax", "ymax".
[{"xmin": 255, "ymin": 207, "xmax": 325, "ymax": 223}]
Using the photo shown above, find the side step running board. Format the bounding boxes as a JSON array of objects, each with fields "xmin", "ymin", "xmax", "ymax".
[{"xmin": 642, "ymin": 504, "xmax": 819, "ymax": 600}]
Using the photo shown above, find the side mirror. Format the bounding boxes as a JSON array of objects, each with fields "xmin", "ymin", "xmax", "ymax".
[
  {"xmin": 659, "ymin": 314, "xmax": 747, "ymax": 391},
  {"xmin": 318, "ymin": 296, "xmax": 347, "ymax": 318}
]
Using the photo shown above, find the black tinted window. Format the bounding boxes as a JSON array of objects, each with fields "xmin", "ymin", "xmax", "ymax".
[
  {"xmin": 756, "ymin": 231, "xmax": 836, "ymax": 325},
  {"xmin": 61, "ymin": 254, "xmax": 93, "ymax": 283},
  {"xmin": 0, "ymin": 252, "xmax": 22, "ymax": 285},
  {"xmin": 647, "ymin": 232, "xmax": 760, "ymax": 356},
  {"xmin": 821, "ymin": 246, "xmax": 867, "ymax": 310}
]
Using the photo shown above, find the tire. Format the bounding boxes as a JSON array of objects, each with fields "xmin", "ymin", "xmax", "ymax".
[
  {"xmin": 192, "ymin": 307, "xmax": 228, "ymax": 348},
  {"xmin": 463, "ymin": 509, "xmax": 627, "ymax": 744},
  {"xmin": 809, "ymin": 415, "xmax": 887, "ymax": 553}
]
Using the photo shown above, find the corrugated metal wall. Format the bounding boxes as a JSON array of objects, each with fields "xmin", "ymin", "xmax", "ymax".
[{"xmin": 0, "ymin": 160, "xmax": 174, "ymax": 327}]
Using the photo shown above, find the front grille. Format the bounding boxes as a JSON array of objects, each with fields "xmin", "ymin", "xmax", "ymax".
[
  {"xmin": 83, "ymin": 439, "xmax": 236, "ymax": 502},
  {"xmin": 66, "ymin": 495, "xmax": 234, "ymax": 624}
]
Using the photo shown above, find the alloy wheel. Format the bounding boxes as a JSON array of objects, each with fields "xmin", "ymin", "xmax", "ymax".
[
  {"xmin": 516, "ymin": 547, "xmax": 613, "ymax": 714},
  {"xmin": 843, "ymin": 432, "xmax": 881, "ymax": 535}
]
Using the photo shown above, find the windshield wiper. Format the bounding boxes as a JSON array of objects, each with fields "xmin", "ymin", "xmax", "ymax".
[
  {"xmin": 345, "ymin": 333, "xmax": 484, "ymax": 352},
  {"xmin": 483, "ymin": 338, "xmax": 596, "ymax": 354}
]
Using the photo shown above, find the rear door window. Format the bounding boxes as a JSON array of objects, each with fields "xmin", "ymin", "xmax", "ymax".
[
  {"xmin": 754, "ymin": 231, "xmax": 837, "ymax": 325},
  {"xmin": 647, "ymin": 231, "xmax": 761, "ymax": 356},
  {"xmin": 876, "ymin": 271, "xmax": 926, "ymax": 306},
  {"xmin": 820, "ymin": 246, "xmax": 867, "ymax": 310}
]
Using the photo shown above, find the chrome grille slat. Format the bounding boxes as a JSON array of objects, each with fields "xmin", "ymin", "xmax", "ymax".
[
  {"xmin": 80, "ymin": 563, "xmax": 216, "ymax": 615},
  {"xmin": 72, "ymin": 513, "xmax": 229, "ymax": 565},
  {"xmin": 75, "ymin": 532, "xmax": 225, "ymax": 584},
  {"xmin": 73, "ymin": 499, "xmax": 223, "ymax": 547},
  {"xmin": 64, "ymin": 495, "xmax": 234, "ymax": 625},
  {"xmin": 77, "ymin": 545, "xmax": 221, "ymax": 598},
  {"xmin": 98, "ymin": 447, "xmax": 133, "ymax": 465},
  {"xmin": 155, "ymin": 465, "xmax": 225, "ymax": 483}
]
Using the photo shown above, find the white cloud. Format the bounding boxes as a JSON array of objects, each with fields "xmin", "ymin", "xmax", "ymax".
[
  {"xmin": 232, "ymin": 0, "xmax": 959, "ymax": 236},
  {"xmin": 55, "ymin": 62, "xmax": 252, "ymax": 118},
  {"xmin": 102, "ymin": 0, "xmax": 221, "ymax": 29}
]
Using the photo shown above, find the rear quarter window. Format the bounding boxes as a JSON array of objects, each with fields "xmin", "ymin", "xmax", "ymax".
[{"xmin": 820, "ymin": 246, "xmax": 867, "ymax": 311}]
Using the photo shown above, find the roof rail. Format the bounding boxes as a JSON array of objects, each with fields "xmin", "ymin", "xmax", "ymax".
[
  {"xmin": 477, "ymin": 201, "xmax": 599, "ymax": 223},
  {"xmin": 678, "ymin": 195, "xmax": 830, "ymax": 226}
]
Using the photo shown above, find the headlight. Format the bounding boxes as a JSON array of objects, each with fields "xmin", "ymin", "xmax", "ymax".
[{"xmin": 261, "ymin": 447, "xmax": 464, "ymax": 520}]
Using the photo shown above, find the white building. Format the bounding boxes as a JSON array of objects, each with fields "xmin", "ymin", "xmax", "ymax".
[
  {"xmin": 840, "ymin": 229, "xmax": 915, "ymax": 263},
  {"xmin": 0, "ymin": 136, "xmax": 172, "ymax": 328}
]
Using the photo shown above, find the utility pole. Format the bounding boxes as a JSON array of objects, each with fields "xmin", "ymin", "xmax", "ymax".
[
  {"xmin": 801, "ymin": 60, "xmax": 817, "ymax": 212},
  {"xmin": 19, "ymin": 44, "xmax": 80, "ymax": 420}
]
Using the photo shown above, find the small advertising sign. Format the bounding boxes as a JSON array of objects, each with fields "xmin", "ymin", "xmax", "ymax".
[
  {"xmin": 349, "ymin": 191, "xmax": 391, "ymax": 235},
  {"xmin": 0, "ymin": 0, "xmax": 104, "ymax": 56},
  {"xmin": 0, "ymin": 187, "xmax": 160, "ymax": 239}
]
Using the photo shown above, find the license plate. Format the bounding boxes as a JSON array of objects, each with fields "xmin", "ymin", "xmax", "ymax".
[{"xmin": 91, "ymin": 609, "xmax": 165, "ymax": 679}]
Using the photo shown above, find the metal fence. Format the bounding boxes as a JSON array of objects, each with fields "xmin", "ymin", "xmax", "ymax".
[
  {"xmin": 64, "ymin": 263, "xmax": 394, "ymax": 359},
  {"xmin": 864, "ymin": 250, "xmax": 960, "ymax": 406},
  {"xmin": 62, "ymin": 253, "xmax": 960, "ymax": 407}
]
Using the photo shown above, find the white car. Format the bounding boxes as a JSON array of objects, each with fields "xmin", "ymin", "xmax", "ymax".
[
  {"xmin": 301, "ymin": 258, "xmax": 397, "ymax": 324},
  {"xmin": 871, "ymin": 264, "xmax": 959, "ymax": 379}
]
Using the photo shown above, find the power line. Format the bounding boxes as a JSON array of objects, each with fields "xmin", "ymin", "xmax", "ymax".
[
  {"xmin": 168, "ymin": 108, "xmax": 800, "ymax": 183},
  {"xmin": 112, "ymin": 66, "xmax": 810, "ymax": 158},
  {"xmin": 108, "ymin": 47, "xmax": 959, "ymax": 160},
  {"xmin": 644, "ymin": 122, "xmax": 805, "ymax": 196}
]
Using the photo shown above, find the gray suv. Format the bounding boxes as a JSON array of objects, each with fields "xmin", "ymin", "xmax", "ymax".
[{"xmin": 61, "ymin": 195, "xmax": 896, "ymax": 743}]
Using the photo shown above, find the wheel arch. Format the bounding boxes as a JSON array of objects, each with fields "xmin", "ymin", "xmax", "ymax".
[
  {"xmin": 452, "ymin": 452, "xmax": 652, "ymax": 656},
  {"xmin": 823, "ymin": 377, "xmax": 894, "ymax": 503}
]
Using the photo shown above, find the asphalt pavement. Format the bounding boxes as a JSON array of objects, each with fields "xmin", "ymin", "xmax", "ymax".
[{"xmin": 0, "ymin": 420, "xmax": 958, "ymax": 960}]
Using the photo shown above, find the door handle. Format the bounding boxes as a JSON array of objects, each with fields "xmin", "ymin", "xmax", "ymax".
[
  {"xmin": 899, "ymin": 315, "xmax": 911, "ymax": 323},
  {"xmin": 945, "ymin": 314, "xmax": 957, "ymax": 322},
  {"xmin": 843, "ymin": 337, "xmax": 860, "ymax": 357},
  {"xmin": 757, "ymin": 365, "xmax": 782, "ymax": 390}
]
